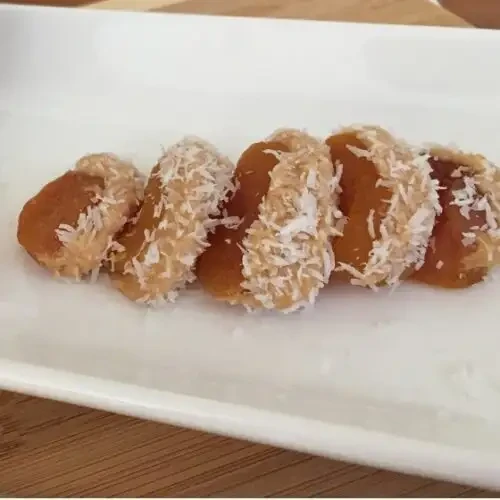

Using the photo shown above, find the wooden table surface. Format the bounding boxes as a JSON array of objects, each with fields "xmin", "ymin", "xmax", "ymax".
[{"xmin": 0, "ymin": 0, "xmax": 498, "ymax": 497}]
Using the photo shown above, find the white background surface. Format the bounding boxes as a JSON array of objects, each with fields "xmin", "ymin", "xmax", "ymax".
[{"xmin": 1, "ymin": 4, "xmax": 500, "ymax": 489}]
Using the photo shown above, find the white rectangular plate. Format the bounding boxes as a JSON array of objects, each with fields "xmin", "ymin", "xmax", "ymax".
[{"xmin": 1, "ymin": 4, "xmax": 500, "ymax": 490}]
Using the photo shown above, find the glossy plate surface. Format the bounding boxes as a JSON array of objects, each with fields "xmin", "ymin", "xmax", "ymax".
[{"xmin": 1, "ymin": 4, "xmax": 500, "ymax": 489}]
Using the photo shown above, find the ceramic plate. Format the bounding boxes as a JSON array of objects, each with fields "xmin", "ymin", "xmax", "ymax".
[{"xmin": 1, "ymin": 4, "xmax": 500, "ymax": 489}]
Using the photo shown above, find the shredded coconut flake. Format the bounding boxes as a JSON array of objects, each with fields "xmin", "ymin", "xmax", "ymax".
[
  {"xmin": 366, "ymin": 209, "xmax": 376, "ymax": 240},
  {"xmin": 219, "ymin": 216, "xmax": 242, "ymax": 229}
]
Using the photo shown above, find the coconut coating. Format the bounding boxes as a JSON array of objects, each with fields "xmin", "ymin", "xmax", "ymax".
[{"xmin": 196, "ymin": 140, "xmax": 289, "ymax": 302}]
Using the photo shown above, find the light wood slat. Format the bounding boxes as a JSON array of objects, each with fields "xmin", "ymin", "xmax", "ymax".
[
  {"xmin": 1, "ymin": 391, "xmax": 493, "ymax": 497},
  {"xmin": 156, "ymin": 0, "xmax": 469, "ymax": 27},
  {"xmin": 86, "ymin": 0, "xmax": 184, "ymax": 10},
  {"xmin": 1, "ymin": 0, "xmax": 496, "ymax": 498}
]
